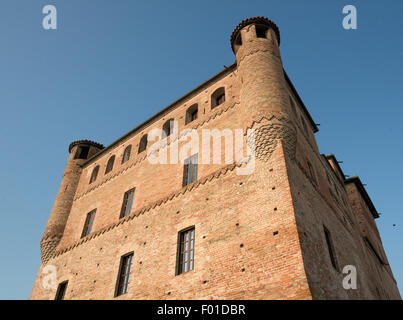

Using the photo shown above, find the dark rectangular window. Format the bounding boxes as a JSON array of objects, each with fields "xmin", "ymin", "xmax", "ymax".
[
  {"xmin": 182, "ymin": 154, "xmax": 198, "ymax": 187},
  {"xmin": 176, "ymin": 227, "xmax": 195, "ymax": 275},
  {"xmin": 191, "ymin": 109, "xmax": 198, "ymax": 122},
  {"xmin": 55, "ymin": 281, "xmax": 68, "ymax": 300},
  {"xmin": 115, "ymin": 253, "xmax": 133, "ymax": 297},
  {"xmin": 74, "ymin": 146, "xmax": 90, "ymax": 160},
  {"xmin": 255, "ymin": 25, "xmax": 268, "ymax": 38},
  {"xmin": 120, "ymin": 188, "xmax": 135, "ymax": 218},
  {"xmin": 324, "ymin": 226, "xmax": 338, "ymax": 271},
  {"xmin": 81, "ymin": 209, "xmax": 96, "ymax": 238},
  {"xmin": 216, "ymin": 93, "xmax": 225, "ymax": 106},
  {"xmin": 307, "ymin": 161, "xmax": 317, "ymax": 185}
]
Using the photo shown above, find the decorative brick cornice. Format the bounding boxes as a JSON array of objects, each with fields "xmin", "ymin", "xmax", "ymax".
[
  {"xmin": 69, "ymin": 140, "xmax": 104, "ymax": 153},
  {"xmin": 230, "ymin": 16, "xmax": 280, "ymax": 52},
  {"xmin": 50, "ymin": 161, "xmax": 247, "ymax": 261},
  {"xmin": 245, "ymin": 114, "xmax": 297, "ymax": 162}
]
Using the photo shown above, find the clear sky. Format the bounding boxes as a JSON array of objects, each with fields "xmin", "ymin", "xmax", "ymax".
[{"xmin": 0, "ymin": 0, "xmax": 401, "ymax": 299}]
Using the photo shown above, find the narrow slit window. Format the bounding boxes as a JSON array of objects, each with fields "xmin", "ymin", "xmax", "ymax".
[
  {"xmin": 364, "ymin": 237, "xmax": 385, "ymax": 265},
  {"xmin": 55, "ymin": 281, "xmax": 68, "ymax": 300},
  {"xmin": 115, "ymin": 253, "xmax": 133, "ymax": 297},
  {"xmin": 120, "ymin": 188, "xmax": 135, "ymax": 218},
  {"xmin": 324, "ymin": 226, "xmax": 338, "ymax": 271},
  {"xmin": 307, "ymin": 161, "xmax": 317, "ymax": 185},
  {"xmin": 81, "ymin": 209, "xmax": 96, "ymax": 238},
  {"xmin": 89, "ymin": 165, "xmax": 99, "ymax": 184},
  {"xmin": 122, "ymin": 145, "xmax": 132, "ymax": 164},
  {"xmin": 105, "ymin": 155, "xmax": 115, "ymax": 174},
  {"xmin": 301, "ymin": 115, "xmax": 309, "ymax": 134},
  {"xmin": 289, "ymin": 97, "xmax": 296, "ymax": 114},
  {"xmin": 176, "ymin": 227, "xmax": 195, "ymax": 275},
  {"xmin": 182, "ymin": 154, "xmax": 198, "ymax": 187}
]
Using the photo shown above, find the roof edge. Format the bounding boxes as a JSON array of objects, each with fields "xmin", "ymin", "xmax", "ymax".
[
  {"xmin": 81, "ymin": 63, "xmax": 237, "ymax": 167},
  {"xmin": 345, "ymin": 176, "xmax": 379, "ymax": 219},
  {"xmin": 283, "ymin": 70, "xmax": 319, "ymax": 133}
]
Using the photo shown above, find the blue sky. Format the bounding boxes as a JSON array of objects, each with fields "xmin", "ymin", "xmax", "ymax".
[{"xmin": 0, "ymin": 0, "xmax": 401, "ymax": 299}]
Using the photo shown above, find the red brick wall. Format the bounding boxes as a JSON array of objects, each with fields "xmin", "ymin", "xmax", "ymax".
[{"xmin": 31, "ymin": 18, "xmax": 401, "ymax": 300}]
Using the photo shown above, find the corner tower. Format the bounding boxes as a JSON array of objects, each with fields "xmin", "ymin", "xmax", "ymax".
[
  {"xmin": 231, "ymin": 17, "xmax": 297, "ymax": 161},
  {"xmin": 40, "ymin": 140, "xmax": 104, "ymax": 264}
]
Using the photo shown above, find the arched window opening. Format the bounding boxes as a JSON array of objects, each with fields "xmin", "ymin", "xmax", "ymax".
[
  {"xmin": 235, "ymin": 33, "xmax": 242, "ymax": 46},
  {"xmin": 89, "ymin": 165, "xmax": 99, "ymax": 184},
  {"xmin": 162, "ymin": 119, "xmax": 174, "ymax": 138},
  {"xmin": 185, "ymin": 104, "xmax": 198, "ymax": 124},
  {"xmin": 105, "ymin": 155, "xmax": 115, "ymax": 174},
  {"xmin": 138, "ymin": 134, "xmax": 148, "ymax": 153},
  {"xmin": 255, "ymin": 24, "xmax": 269, "ymax": 39},
  {"xmin": 122, "ymin": 145, "xmax": 131, "ymax": 164},
  {"xmin": 211, "ymin": 87, "xmax": 225, "ymax": 109},
  {"xmin": 74, "ymin": 146, "xmax": 90, "ymax": 160}
]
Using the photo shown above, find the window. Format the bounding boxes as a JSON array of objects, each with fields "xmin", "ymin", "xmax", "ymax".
[
  {"xmin": 162, "ymin": 119, "xmax": 175, "ymax": 138},
  {"xmin": 176, "ymin": 227, "xmax": 195, "ymax": 275},
  {"xmin": 324, "ymin": 226, "xmax": 338, "ymax": 271},
  {"xmin": 364, "ymin": 237, "xmax": 385, "ymax": 265},
  {"xmin": 234, "ymin": 33, "xmax": 242, "ymax": 46},
  {"xmin": 115, "ymin": 253, "xmax": 133, "ymax": 297},
  {"xmin": 105, "ymin": 155, "xmax": 115, "ymax": 174},
  {"xmin": 301, "ymin": 115, "xmax": 309, "ymax": 134},
  {"xmin": 289, "ymin": 97, "xmax": 296, "ymax": 114},
  {"xmin": 185, "ymin": 104, "xmax": 198, "ymax": 124},
  {"xmin": 120, "ymin": 188, "xmax": 135, "ymax": 218},
  {"xmin": 122, "ymin": 145, "xmax": 131, "ymax": 164},
  {"xmin": 182, "ymin": 154, "xmax": 198, "ymax": 187},
  {"xmin": 211, "ymin": 87, "xmax": 225, "ymax": 108},
  {"xmin": 55, "ymin": 281, "xmax": 68, "ymax": 300},
  {"xmin": 81, "ymin": 209, "xmax": 96, "ymax": 238},
  {"xmin": 255, "ymin": 24, "xmax": 268, "ymax": 38},
  {"xmin": 138, "ymin": 134, "xmax": 147, "ymax": 153},
  {"xmin": 89, "ymin": 165, "xmax": 99, "ymax": 184},
  {"xmin": 74, "ymin": 146, "xmax": 90, "ymax": 160},
  {"xmin": 307, "ymin": 161, "xmax": 317, "ymax": 185}
]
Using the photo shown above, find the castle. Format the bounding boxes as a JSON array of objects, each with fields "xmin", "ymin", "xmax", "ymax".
[{"xmin": 30, "ymin": 17, "xmax": 401, "ymax": 300}]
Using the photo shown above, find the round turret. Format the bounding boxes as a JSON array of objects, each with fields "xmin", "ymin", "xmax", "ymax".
[
  {"xmin": 40, "ymin": 140, "xmax": 104, "ymax": 264},
  {"xmin": 230, "ymin": 17, "xmax": 297, "ymax": 161}
]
